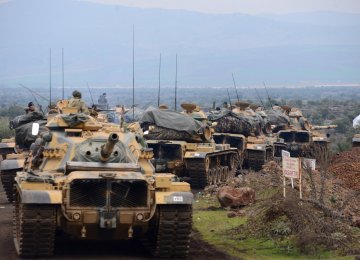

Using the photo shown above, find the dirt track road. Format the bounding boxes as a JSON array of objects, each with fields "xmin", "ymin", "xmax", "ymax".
[{"xmin": 0, "ymin": 185, "xmax": 236, "ymax": 260}]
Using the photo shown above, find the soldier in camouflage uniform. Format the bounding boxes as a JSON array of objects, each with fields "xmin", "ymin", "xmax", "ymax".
[{"xmin": 67, "ymin": 90, "xmax": 89, "ymax": 114}]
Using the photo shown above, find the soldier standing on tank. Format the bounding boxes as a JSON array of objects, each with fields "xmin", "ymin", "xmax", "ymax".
[{"xmin": 67, "ymin": 90, "xmax": 89, "ymax": 114}]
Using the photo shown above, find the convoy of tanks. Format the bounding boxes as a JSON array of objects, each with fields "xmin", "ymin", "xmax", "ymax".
[{"xmin": 0, "ymin": 95, "xmax": 338, "ymax": 258}]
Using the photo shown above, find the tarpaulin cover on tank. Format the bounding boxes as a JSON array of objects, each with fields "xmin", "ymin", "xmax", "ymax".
[
  {"xmin": 140, "ymin": 109, "xmax": 204, "ymax": 135},
  {"xmin": 208, "ymin": 110, "xmax": 254, "ymax": 136},
  {"xmin": 10, "ymin": 112, "xmax": 44, "ymax": 129},
  {"xmin": 265, "ymin": 110, "xmax": 290, "ymax": 126},
  {"xmin": 353, "ymin": 114, "xmax": 360, "ymax": 128},
  {"xmin": 61, "ymin": 113, "xmax": 88, "ymax": 127},
  {"xmin": 15, "ymin": 120, "xmax": 48, "ymax": 149},
  {"xmin": 124, "ymin": 107, "xmax": 146, "ymax": 123}
]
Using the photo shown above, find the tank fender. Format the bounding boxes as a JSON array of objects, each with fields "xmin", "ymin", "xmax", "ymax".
[
  {"xmin": 19, "ymin": 189, "xmax": 62, "ymax": 204},
  {"xmin": 155, "ymin": 191, "xmax": 193, "ymax": 205},
  {"xmin": 184, "ymin": 151, "xmax": 207, "ymax": 159},
  {"xmin": 0, "ymin": 158, "xmax": 25, "ymax": 171}
]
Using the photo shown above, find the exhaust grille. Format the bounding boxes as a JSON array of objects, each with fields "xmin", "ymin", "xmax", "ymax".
[
  {"xmin": 69, "ymin": 179, "xmax": 148, "ymax": 208},
  {"xmin": 69, "ymin": 179, "xmax": 107, "ymax": 207},
  {"xmin": 111, "ymin": 180, "xmax": 147, "ymax": 207}
]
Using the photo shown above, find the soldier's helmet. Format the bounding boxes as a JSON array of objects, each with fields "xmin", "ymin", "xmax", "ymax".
[{"xmin": 72, "ymin": 90, "xmax": 82, "ymax": 98}]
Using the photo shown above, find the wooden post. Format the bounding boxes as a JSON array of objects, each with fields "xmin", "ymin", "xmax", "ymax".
[{"xmin": 283, "ymin": 175, "xmax": 286, "ymax": 198}]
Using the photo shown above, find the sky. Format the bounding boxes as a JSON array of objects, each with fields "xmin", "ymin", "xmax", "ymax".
[{"xmin": 78, "ymin": 0, "xmax": 360, "ymax": 14}]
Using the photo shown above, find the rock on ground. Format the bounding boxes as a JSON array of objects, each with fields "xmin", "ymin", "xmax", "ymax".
[{"xmin": 217, "ymin": 186, "xmax": 255, "ymax": 208}]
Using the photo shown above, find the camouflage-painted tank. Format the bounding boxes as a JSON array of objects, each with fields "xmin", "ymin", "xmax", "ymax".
[
  {"xmin": 273, "ymin": 106, "xmax": 336, "ymax": 157},
  {"xmin": 141, "ymin": 105, "xmax": 240, "ymax": 188},
  {"xmin": 0, "ymin": 112, "xmax": 47, "ymax": 202},
  {"xmin": 13, "ymin": 112, "xmax": 193, "ymax": 258},
  {"xmin": 209, "ymin": 102, "xmax": 274, "ymax": 172}
]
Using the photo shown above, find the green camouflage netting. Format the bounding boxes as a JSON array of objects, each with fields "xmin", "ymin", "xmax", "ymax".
[{"xmin": 208, "ymin": 110, "xmax": 256, "ymax": 136}]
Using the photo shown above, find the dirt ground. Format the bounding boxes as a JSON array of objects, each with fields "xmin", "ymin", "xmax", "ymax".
[
  {"xmin": 330, "ymin": 147, "xmax": 360, "ymax": 190},
  {"xmin": 0, "ymin": 185, "xmax": 237, "ymax": 260}
]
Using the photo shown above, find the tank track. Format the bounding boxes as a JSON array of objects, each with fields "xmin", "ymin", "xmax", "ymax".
[
  {"xmin": 187, "ymin": 152, "xmax": 238, "ymax": 188},
  {"xmin": 142, "ymin": 204, "xmax": 192, "ymax": 258},
  {"xmin": 13, "ymin": 195, "xmax": 56, "ymax": 257},
  {"xmin": 0, "ymin": 169, "xmax": 17, "ymax": 203},
  {"xmin": 247, "ymin": 150, "xmax": 266, "ymax": 172},
  {"xmin": 187, "ymin": 160, "xmax": 209, "ymax": 188}
]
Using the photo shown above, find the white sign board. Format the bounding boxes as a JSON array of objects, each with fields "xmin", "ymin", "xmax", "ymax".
[
  {"xmin": 282, "ymin": 156, "xmax": 300, "ymax": 179},
  {"xmin": 281, "ymin": 150, "xmax": 290, "ymax": 158},
  {"xmin": 302, "ymin": 158, "xmax": 316, "ymax": 170}
]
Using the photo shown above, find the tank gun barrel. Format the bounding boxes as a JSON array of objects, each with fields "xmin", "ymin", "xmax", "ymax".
[
  {"xmin": 311, "ymin": 125, "xmax": 337, "ymax": 130},
  {"xmin": 101, "ymin": 133, "xmax": 119, "ymax": 161}
]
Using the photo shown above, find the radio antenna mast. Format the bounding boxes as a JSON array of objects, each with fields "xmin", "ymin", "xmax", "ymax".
[
  {"xmin": 174, "ymin": 53, "xmax": 178, "ymax": 111},
  {"xmin": 62, "ymin": 48, "xmax": 65, "ymax": 100},
  {"xmin": 157, "ymin": 53, "xmax": 162, "ymax": 107},
  {"xmin": 232, "ymin": 73, "xmax": 240, "ymax": 101},
  {"xmin": 49, "ymin": 48, "xmax": 52, "ymax": 107},
  {"xmin": 132, "ymin": 24, "xmax": 135, "ymax": 120},
  {"xmin": 227, "ymin": 88, "xmax": 232, "ymax": 108}
]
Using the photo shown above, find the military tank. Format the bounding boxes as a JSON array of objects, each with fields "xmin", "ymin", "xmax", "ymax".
[
  {"xmin": 140, "ymin": 106, "xmax": 240, "ymax": 188},
  {"xmin": 209, "ymin": 101, "xmax": 274, "ymax": 172},
  {"xmin": 13, "ymin": 112, "xmax": 193, "ymax": 258},
  {"xmin": 273, "ymin": 106, "xmax": 336, "ymax": 158},
  {"xmin": 0, "ymin": 112, "xmax": 46, "ymax": 202}
]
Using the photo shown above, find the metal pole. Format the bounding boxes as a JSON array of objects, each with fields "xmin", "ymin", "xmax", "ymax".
[
  {"xmin": 62, "ymin": 48, "xmax": 65, "ymax": 100},
  {"xmin": 226, "ymin": 88, "xmax": 232, "ymax": 108},
  {"xmin": 157, "ymin": 53, "xmax": 162, "ymax": 107},
  {"xmin": 49, "ymin": 48, "xmax": 52, "ymax": 107},
  {"xmin": 174, "ymin": 53, "xmax": 178, "ymax": 111},
  {"xmin": 132, "ymin": 25, "xmax": 135, "ymax": 120},
  {"xmin": 232, "ymin": 73, "xmax": 240, "ymax": 101}
]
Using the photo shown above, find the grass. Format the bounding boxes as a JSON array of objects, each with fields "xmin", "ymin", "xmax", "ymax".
[{"xmin": 193, "ymin": 193, "xmax": 354, "ymax": 260}]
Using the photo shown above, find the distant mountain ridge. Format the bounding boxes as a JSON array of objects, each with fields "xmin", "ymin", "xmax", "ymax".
[{"xmin": 0, "ymin": 0, "xmax": 359, "ymax": 88}]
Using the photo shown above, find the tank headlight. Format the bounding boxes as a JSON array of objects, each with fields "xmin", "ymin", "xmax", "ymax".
[
  {"xmin": 136, "ymin": 213, "xmax": 144, "ymax": 221},
  {"xmin": 73, "ymin": 212, "xmax": 81, "ymax": 221}
]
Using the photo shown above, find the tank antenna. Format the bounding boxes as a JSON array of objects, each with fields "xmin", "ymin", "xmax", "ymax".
[
  {"xmin": 174, "ymin": 53, "xmax": 178, "ymax": 111},
  {"xmin": 62, "ymin": 48, "xmax": 65, "ymax": 100},
  {"xmin": 87, "ymin": 82, "xmax": 94, "ymax": 106},
  {"xmin": 252, "ymin": 86, "xmax": 265, "ymax": 109},
  {"xmin": 132, "ymin": 24, "xmax": 135, "ymax": 120},
  {"xmin": 49, "ymin": 48, "xmax": 52, "ymax": 108},
  {"xmin": 263, "ymin": 82, "xmax": 273, "ymax": 108},
  {"xmin": 226, "ymin": 88, "xmax": 232, "ymax": 108},
  {"xmin": 157, "ymin": 53, "xmax": 162, "ymax": 107},
  {"xmin": 232, "ymin": 73, "xmax": 240, "ymax": 101}
]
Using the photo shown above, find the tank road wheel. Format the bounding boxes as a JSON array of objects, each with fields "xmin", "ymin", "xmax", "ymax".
[
  {"xmin": 228, "ymin": 154, "xmax": 239, "ymax": 177},
  {"xmin": 143, "ymin": 205, "xmax": 192, "ymax": 258},
  {"xmin": 219, "ymin": 167, "xmax": 225, "ymax": 182},
  {"xmin": 1, "ymin": 169, "xmax": 17, "ymax": 203},
  {"xmin": 208, "ymin": 169, "xmax": 215, "ymax": 185},
  {"xmin": 215, "ymin": 167, "xmax": 222, "ymax": 185},
  {"xmin": 223, "ymin": 166, "xmax": 230, "ymax": 182},
  {"xmin": 13, "ymin": 191, "xmax": 56, "ymax": 257}
]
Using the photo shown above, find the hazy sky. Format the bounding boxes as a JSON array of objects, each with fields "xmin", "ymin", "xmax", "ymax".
[{"xmin": 78, "ymin": 0, "xmax": 360, "ymax": 14}]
